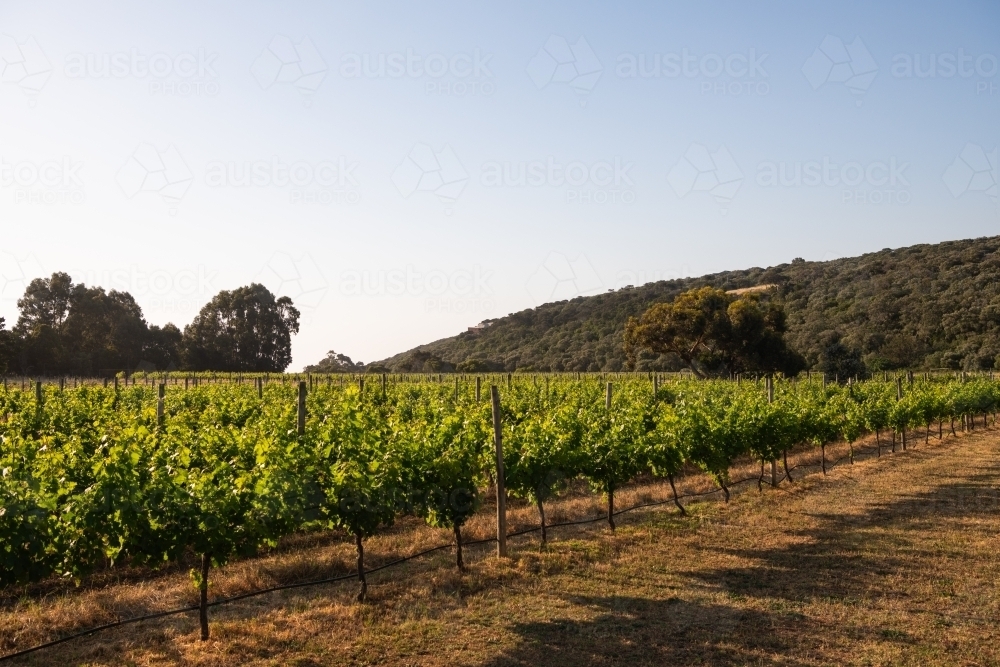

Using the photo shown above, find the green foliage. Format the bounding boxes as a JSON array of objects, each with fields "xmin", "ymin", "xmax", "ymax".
[
  {"xmin": 375, "ymin": 236, "xmax": 1000, "ymax": 373},
  {"xmin": 182, "ymin": 283, "xmax": 300, "ymax": 372},
  {"xmin": 312, "ymin": 386, "xmax": 400, "ymax": 539},
  {"xmin": 405, "ymin": 389, "xmax": 490, "ymax": 530},
  {"xmin": 7, "ymin": 273, "xmax": 301, "ymax": 375},
  {"xmin": 304, "ymin": 350, "xmax": 365, "ymax": 374},
  {"xmin": 0, "ymin": 373, "xmax": 997, "ymax": 587},
  {"xmin": 502, "ymin": 382, "xmax": 583, "ymax": 506},
  {"xmin": 623, "ymin": 287, "xmax": 804, "ymax": 377},
  {"xmin": 580, "ymin": 383, "xmax": 648, "ymax": 497}
]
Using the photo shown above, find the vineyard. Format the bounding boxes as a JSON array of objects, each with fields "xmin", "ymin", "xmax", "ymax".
[{"xmin": 1, "ymin": 372, "xmax": 999, "ymax": 658}]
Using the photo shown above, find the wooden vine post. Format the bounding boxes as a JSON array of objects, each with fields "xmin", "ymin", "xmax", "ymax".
[
  {"xmin": 297, "ymin": 381, "xmax": 307, "ymax": 436},
  {"xmin": 767, "ymin": 376, "xmax": 777, "ymax": 487},
  {"xmin": 896, "ymin": 377, "xmax": 906, "ymax": 450},
  {"xmin": 157, "ymin": 384, "xmax": 165, "ymax": 426},
  {"xmin": 490, "ymin": 386, "xmax": 507, "ymax": 558},
  {"xmin": 475, "ymin": 376, "xmax": 481, "ymax": 402},
  {"xmin": 606, "ymin": 382, "xmax": 615, "ymax": 530},
  {"xmin": 199, "ymin": 553, "xmax": 210, "ymax": 640}
]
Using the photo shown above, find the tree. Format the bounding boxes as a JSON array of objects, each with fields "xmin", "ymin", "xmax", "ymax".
[
  {"xmin": 144, "ymin": 324, "xmax": 183, "ymax": 370},
  {"xmin": 16, "ymin": 272, "xmax": 73, "ymax": 331},
  {"xmin": 396, "ymin": 350, "xmax": 452, "ymax": 372},
  {"xmin": 62, "ymin": 286, "xmax": 147, "ymax": 375},
  {"xmin": 15, "ymin": 273, "xmax": 74, "ymax": 373},
  {"xmin": 0, "ymin": 318, "xmax": 16, "ymax": 374},
  {"xmin": 14, "ymin": 273, "xmax": 158, "ymax": 375},
  {"xmin": 623, "ymin": 287, "xmax": 803, "ymax": 377},
  {"xmin": 623, "ymin": 287, "xmax": 730, "ymax": 376},
  {"xmin": 722, "ymin": 296, "xmax": 803, "ymax": 374},
  {"xmin": 182, "ymin": 284, "xmax": 299, "ymax": 372},
  {"xmin": 817, "ymin": 331, "xmax": 866, "ymax": 379},
  {"xmin": 304, "ymin": 350, "xmax": 364, "ymax": 373}
]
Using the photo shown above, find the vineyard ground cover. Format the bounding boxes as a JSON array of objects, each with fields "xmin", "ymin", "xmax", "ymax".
[{"xmin": 3, "ymin": 424, "xmax": 998, "ymax": 665}]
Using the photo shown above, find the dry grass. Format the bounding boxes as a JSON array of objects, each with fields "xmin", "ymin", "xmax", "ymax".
[{"xmin": 3, "ymin": 424, "xmax": 1000, "ymax": 665}]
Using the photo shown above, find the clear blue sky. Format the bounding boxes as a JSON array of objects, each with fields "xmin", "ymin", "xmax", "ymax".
[{"xmin": 1, "ymin": 0, "xmax": 997, "ymax": 369}]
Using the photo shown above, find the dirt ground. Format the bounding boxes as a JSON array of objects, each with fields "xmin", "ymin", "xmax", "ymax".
[{"xmin": 3, "ymin": 425, "xmax": 1000, "ymax": 666}]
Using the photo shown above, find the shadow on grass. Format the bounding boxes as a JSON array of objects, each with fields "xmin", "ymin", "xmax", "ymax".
[
  {"xmin": 690, "ymin": 469, "xmax": 1000, "ymax": 606},
  {"xmin": 480, "ymin": 453, "xmax": 1000, "ymax": 666},
  {"xmin": 479, "ymin": 595, "xmax": 803, "ymax": 667}
]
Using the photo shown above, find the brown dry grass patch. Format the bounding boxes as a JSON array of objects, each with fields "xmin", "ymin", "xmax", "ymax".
[{"xmin": 3, "ymin": 425, "xmax": 1000, "ymax": 665}]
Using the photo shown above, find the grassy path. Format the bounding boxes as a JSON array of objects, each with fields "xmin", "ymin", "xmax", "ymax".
[{"xmin": 6, "ymin": 427, "xmax": 1000, "ymax": 665}]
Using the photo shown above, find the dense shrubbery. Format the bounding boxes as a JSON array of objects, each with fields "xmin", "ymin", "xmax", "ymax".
[{"xmin": 377, "ymin": 236, "xmax": 1000, "ymax": 373}]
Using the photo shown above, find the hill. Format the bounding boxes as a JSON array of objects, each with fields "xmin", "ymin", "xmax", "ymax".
[{"xmin": 372, "ymin": 236, "xmax": 1000, "ymax": 374}]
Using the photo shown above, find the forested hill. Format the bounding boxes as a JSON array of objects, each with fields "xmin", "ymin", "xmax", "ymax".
[{"xmin": 373, "ymin": 236, "xmax": 1000, "ymax": 374}]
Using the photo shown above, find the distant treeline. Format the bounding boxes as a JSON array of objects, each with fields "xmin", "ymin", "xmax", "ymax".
[
  {"xmin": 374, "ymin": 236, "xmax": 1000, "ymax": 376},
  {"xmin": 0, "ymin": 273, "xmax": 299, "ymax": 376}
]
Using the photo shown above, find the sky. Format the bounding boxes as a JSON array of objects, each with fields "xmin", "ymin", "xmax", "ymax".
[{"xmin": 0, "ymin": 0, "xmax": 997, "ymax": 370}]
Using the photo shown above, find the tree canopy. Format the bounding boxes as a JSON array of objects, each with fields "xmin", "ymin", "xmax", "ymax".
[
  {"xmin": 303, "ymin": 350, "xmax": 364, "ymax": 373},
  {"xmin": 181, "ymin": 284, "xmax": 300, "ymax": 372},
  {"xmin": 15, "ymin": 273, "xmax": 155, "ymax": 375},
  {"xmin": 1, "ymin": 275, "xmax": 299, "ymax": 375},
  {"xmin": 622, "ymin": 287, "xmax": 804, "ymax": 376}
]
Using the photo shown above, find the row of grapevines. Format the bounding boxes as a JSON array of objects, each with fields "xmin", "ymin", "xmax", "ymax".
[{"xmin": 1, "ymin": 376, "xmax": 997, "ymax": 614}]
